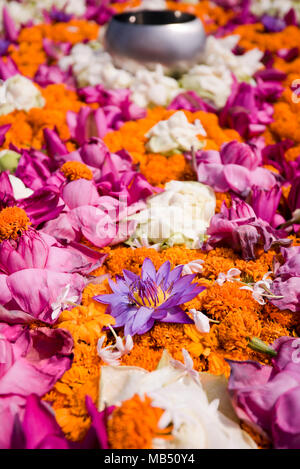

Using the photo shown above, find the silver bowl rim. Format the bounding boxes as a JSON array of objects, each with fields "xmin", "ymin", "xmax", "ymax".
[{"xmin": 108, "ymin": 9, "xmax": 201, "ymax": 28}]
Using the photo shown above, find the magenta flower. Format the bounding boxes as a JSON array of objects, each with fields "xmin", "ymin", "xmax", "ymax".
[
  {"xmin": 42, "ymin": 202, "xmax": 137, "ymax": 248},
  {"xmin": 95, "ymin": 258, "xmax": 204, "ymax": 336},
  {"xmin": 268, "ymin": 246, "xmax": 300, "ymax": 312},
  {"xmin": 10, "ymin": 394, "xmax": 69, "ymax": 449},
  {"xmin": 0, "ymin": 56, "xmax": 19, "ymax": 80},
  {"xmin": 0, "ymin": 171, "xmax": 64, "ymax": 226},
  {"xmin": 195, "ymin": 141, "xmax": 276, "ymax": 195},
  {"xmin": 82, "ymin": 397, "xmax": 114, "ymax": 449},
  {"xmin": 168, "ymin": 90, "xmax": 217, "ymax": 113},
  {"xmin": 34, "ymin": 64, "xmax": 74, "ymax": 87},
  {"xmin": 219, "ymin": 81, "xmax": 274, "ymax": 139},
  {"xmin": 249, "ymin": 184, "xmax": 282, "ymax": 226},
  {"xmin": 78, "ymin": 85, "xmax": 146, "ymax": 122},
  {"xmin": 262, "ymin": 140, "xmax": 299, "ymax": 182},
  {"xmin": 0, "ymin": 124, "xmax": 11, "ymax": 146},
  {"xmin": 0, "ymin": 226, "xmax": 106, "ymax": 275},
  {"xmin": 205, "ymin": 199, "xmax": 290, "ymax": 260},
  {"xmin": 227, "ymin": 336, "xmax": 300, "ymax": 449},
  {"xmin": 67, "ymin": 88, "xmax": 145, "ymax": 144},
  {"xmin": 288, "ymin": 176, "xmax": 300, "ymax": 212},
  {"xmin": 2, "ymin": 7, "xmax": 18, "ymax": 42}
]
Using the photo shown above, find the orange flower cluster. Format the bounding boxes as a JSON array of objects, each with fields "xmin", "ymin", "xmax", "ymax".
[
  {"xmin": 107, "ymin": 394, "xmax": 172, "ymax": 449},
  {"xmin": 0, "ymin": 83, "xmax": 82, "ymax": 150},
  {"xmin": 230, "ymin": 24, "xmax": 300, "ymax": 147},
  {"xmin": 104, "ymin": 107, "xmax": 241, "ymax": 187},
  {"xmin": 8, "ymin": 19, "xmax": 99, "ymax": 78}
]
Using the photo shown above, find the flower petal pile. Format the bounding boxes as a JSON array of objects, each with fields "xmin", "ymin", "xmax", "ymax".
[{"xmin": 0, "ymin": 0, "xmax": 300, "ymax": 450}]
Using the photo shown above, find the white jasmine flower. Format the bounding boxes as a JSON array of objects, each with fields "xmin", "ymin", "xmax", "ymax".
[
  {"xmin": 182, "ymin": 259, "xmax": 204, "ymax": 275},
  {"xmin": 0, "ymin": 75, "xmax": 45, "ymax": 115},
  {"xmin": 8, "ymin": 175, "xmax": 33, "ymax": 200},
  {"xmin": 97, "ymin": 336, "xmax": 123, "ymax": 367},
  {"xmin": 216, "ymin": 268, "xmax": 241, "ymax": 286},
  {"xmin": 128, "ymin": 180, "xmax": 216, "ymax": 249},
  {"xmin": 240, "ymin": 284, "xmax": 266, "ymax": 305},
  {"xmin": 97, "ymin": 328, "xmax": 133, "ymax": 366},
  {"xmin": 190, "ymin": 309, "xmax": 211, "ymax": 333},
  {"xmin": 51, "ymin": 284, "xmax": 79, "ymax": 320},
  {"xmin": 181, "ymin": 64, "xmax": 233, "ymax": 109},
  {"xmin": 240, "ymin": 272, "xmax": 276, "ymax": 305},
  {"xmin": 145, "ymin": 111, "xmax": 206, "ymax": 154},
  {"xmin": 169, "ymin": 349, "xmax": 201, "ymax": 385}
]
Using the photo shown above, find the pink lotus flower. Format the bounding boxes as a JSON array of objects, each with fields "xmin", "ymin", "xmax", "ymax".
[
  {"xmin": 168, "ymin": 90, "xmax": 216, "ymax": 113},
  {"xmin": 0, "ymin": 171, "xmax": 64, "ymax": 225},
  {"xmin": 0, "ymin": 323, "xmax": 73, "ymax": 448},
  {"xmin": 205, "ymin": 199, "xmax": 290, "ymax": 260},
  {"xmin": 228, "ymin": 336, "xmax": 300, "ymax": 449},
  {"xmin": 68, "ymin": 87, "xmax": 145, "ymax": 144},
  {"xmin": 249, "ymin": 184, "xmax": 282, "ymax": 226},
  {"xmin": 0, "ymin": 269, "xmax": 85, "ymax": 323},
  {"xmin": 219, "ymin": 81, "xmax": 274, "ymax": 139},
  {"xmin": 195, "ymin": 141, "xmax": 277, "ymax": 196},
  {"xmin": 3, "ymin": 7, "xmax": 18, "ymax": 42},
  {"xmin": 43, "ymin": 203, "xmax": 137, "ymax": 248},
  {"xmin": 0, "ymin": 56, "xmax": 19, "ymax": 80},
  {"xmin": 0, "ymin": 228, "xmax": 106, "ymax": 275}
]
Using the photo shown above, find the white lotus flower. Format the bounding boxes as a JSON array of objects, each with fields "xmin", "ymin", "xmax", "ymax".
[
  {"xmin": 98, "ymin": 353, "xmax": 257, "ymax": 449},
  {"xmin": 130, "ymin": 65, "xmax": 180, "ymax": 108},
  {"xmin": 201, "ymin": 35, "xmax": 263, "ymax": 82},
  {"xmin": 181, "ymin": 64, "xmax": 233, "ymax": 109},
  {"xmin": 145, "ymin": 111, "xmax": 206, "ymax": 154},
  {"xmin": 127, "ymin": 180, "xmax": 216, "ymax": 248},
  {"xmin": 0, "ymin": 75, "xmax": 45, "ymax": 115}
]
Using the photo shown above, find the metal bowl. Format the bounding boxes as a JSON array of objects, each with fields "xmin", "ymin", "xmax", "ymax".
[{"xmin": 104, "ymin": 10, "xmax": 206, "ymax": 74}]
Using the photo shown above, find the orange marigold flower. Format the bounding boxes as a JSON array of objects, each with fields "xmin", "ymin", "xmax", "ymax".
[
  {"xmin": 0, "ymin": 207, "xmax": 31, "ymax": 241},
  {"xmin": 107, "ymin": 394, "xmax": 172, "ymax": 449},
  {"xmin": 61, "ymin": 161, "xmax": 93, "ymax": 181}
]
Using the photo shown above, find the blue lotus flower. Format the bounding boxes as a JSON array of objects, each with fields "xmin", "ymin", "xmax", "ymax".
[{"xmin": 94, "ymin": 258, "xmax": 205, "ymax": 336}]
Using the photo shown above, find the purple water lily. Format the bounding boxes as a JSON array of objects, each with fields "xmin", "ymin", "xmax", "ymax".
[{"xmin": 95, "ymin": 258, "xmax": 204, "ymax": 336}]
